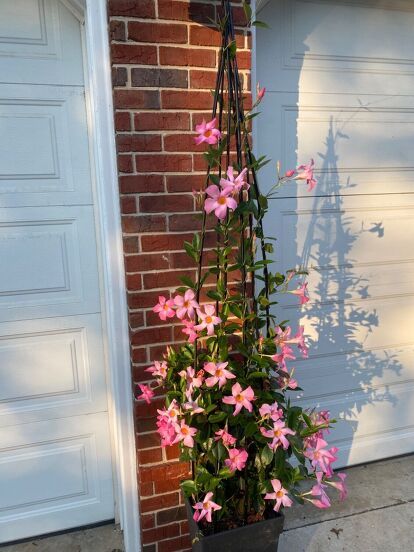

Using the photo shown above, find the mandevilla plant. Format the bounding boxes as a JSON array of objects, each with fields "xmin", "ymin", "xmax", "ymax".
[{"xmin": 137, "ymin": 1, "xmax": 347, "ymax": 535}]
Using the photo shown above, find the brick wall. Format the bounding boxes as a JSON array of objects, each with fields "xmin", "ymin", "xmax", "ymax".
[{"xmin": 108, "ymin": 1, "xmax": 252, "ymax": 550}]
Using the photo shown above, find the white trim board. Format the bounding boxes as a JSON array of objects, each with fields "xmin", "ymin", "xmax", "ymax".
[{"xmin": 83, "ymin": 2, "xmax": 141, "ymax": 551}]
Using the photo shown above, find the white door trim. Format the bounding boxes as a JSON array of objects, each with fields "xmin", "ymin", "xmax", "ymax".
[{"xmin": 82, "ymin": 2, "xmax": 141, "ymax": 551}]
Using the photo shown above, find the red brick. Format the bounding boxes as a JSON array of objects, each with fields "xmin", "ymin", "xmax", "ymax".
[
  {"xmin": 138, "ymin": 447, "xmax": 163, "ymax": 465},
  {"xmin": 128, "ymin": 21, "xmax": 188, "ymax": 44},
  {"xmin": 158, "ymin": 535, "xmax": 192, "ymax": 552},
  {"xmin": 143, "ymin": 524, "xmax": 180, "ymax": 545},
  {"xmin": 112, "ymin": 66, "xmax": 128, "ymax": 87},
  {"xmin": 128, "ymin": 290, "xmax": 170, "ymax": 309},
  {"xmin": 158, "ymin": 0, "xmax": 214, "ymax": 23},
  {"xmin": 142, "ymin": 513, "xmax": 155, "ymax": 530},
  {"xmin": 165, "ymin": 443, "xmax": 181, "ymax": 461},
  {"xmin": 137, "ymin": 432, "xmax": 161, "ymax": 450},
  {"xmin": 140, "ymin": 463, "xmax": 190, "ymax": 484},
  {"xmin": 140, "ymin": 481, "xmax": 154, "ymax": 497},
  {"xmin": 131, "ymin": 347, "xmax": 147, "ymax": 364},
  {"xmin": 166, "ymin": 174, "xmax": 205, "ymax": 193},
  {"xmin": 135, "ymin": 397, "xmax": 165, "ymax": 419},
  {"xmin": 118, "ymin": 154, "xmax": 133, "ymax": 173},
  {"xmin": 123, "ymin": 236, "xmax": 139, "ymax": 253},
  {"xmin": 110, "ymin": 20, "xmax": 126, "ymax": 41},
  {"xmin": 125, "ymin": 253, "xmax": 170, "ymax": 272},
  {"xmin": 136, "ymin": 154, "xmax": 192, "ymax": 173},
  {"xmin": 126, "ymin": 273, "xmax": 142, "ymax": 289},
  {"xmin": 121, "ymin": 196, "xmax": 136, "ymax": 214},
  {"xmin": 136, "ymin": 417, "xmax": 158, "ymax": 433},
  {"xmin": 141, "ymin": 231, "xmax": 215, "ymax": 253},
  {"xmin": 122, "ymin": 215, "xmax": 166, "ymax": 234},
  {"xmin": 132, "ymin": 68, "xmax": 188, "ymax": 88},
  {"xmin": 120, "ymin": 174, "xmax": 164, "ymax": 194},
  {"xmin": 108, "ymin": 0, "xmax": 155, "ymax": 17},
  {"xmin": 139, "ymin": 194, "xmax": 193, "ymax": 213},
  {"xmin": 159, "ymin": 47, "xmax": 216, "ymax": 68},
  {"xmin": 156, "ymin": 505, "xmax": 187, "ymax": 526},
  {"xmin": 154, "ymin": 477, "xmax": 182, "ymax": 494},
  {"xmin": 189, "ymin": 25, "xmax": 245, "ymax": 48},
  {"xmin": 237, "ymin": 50, "xmax": 251, "ymax": 70},
  {"xmin": 164, "ymin": 133, "xmax": 207, "ymax": 153},
  {"xmin": 169, "ymin": 213, "xmax": 205, "ymax": 231},
  {"xmin": 115, "ymin": 112, "xmax": 131, "ymax": 131},
  {"xmin": 161, "ymin": 90, "xmax": 213, "ymax": 110},
  {"xmin": 130, "ymin": 312, "xmax": 145, "ymax": 328},
  {"xmin": 114, "ymin": 90, "xmax": 160, "ymax": 109},
  {"xmin": 143, "ymin": 269, "xmax": 196, "ymax": 290},
  {"xmin": 141, "ymin": 492, "xmax": 180, "ymax": 514},
  {"xmin": 117, "ymin": 134, "xmax": 162, "ymax": 153},
  {"xmin": 131, "ymin": 326, "xmax": 172, "ymax": 346},
  {"xmin": 135, "ymin": 112, "xmax": 190, "ymax": 131},
  {"xmin": 111, "ymin": 44, "xmax": 157, "ymax": 65},
  {"xmin": 190, "ymin": 69, "xmax": 217, "ymax": 89}
]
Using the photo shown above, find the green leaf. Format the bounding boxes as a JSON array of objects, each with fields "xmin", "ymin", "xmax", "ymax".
[
  {"xmin": 228, "ymin": 302, "xmax": 243, "ymax": 319},
  {"xmin": 180, "ymin": 480, "xmax": 197, "ymax": 496},
  {"xmin": 180, "ymin": 275, "xmax": 195, "ymax": 288},
  {"xmin": 208, "ymin": 411, "xmax": 228, "ymax": 424},
  {"xmin": 244, "ymin": 421, "xmax": 258, "ymax": 437},
  {"xmin": 218, "ymin": 467, "xmax": 235, "ymax": 479},
  {"xmin": 207, "ymin": 290, "xmax": 222, "ymax": 301},
  {"xmin": 228, "ymin": 40, "xmax": 237, "ymax": 59},
  {"xmin": 243, "ymin": 1, "xmax": 252, "ymax": 22},
  {"xmin": 261, "ymin": 446, "xmax": 274, "ymax": 466},
  {"xmin": 252, "ymin": 20, "xmax": 270, "ymax": 29},
  {"xmin": 248, "ymin": 371, "xmax": 268, "ymax": 380}
]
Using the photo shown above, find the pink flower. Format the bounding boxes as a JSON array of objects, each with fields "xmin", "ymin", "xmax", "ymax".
[
  {"xmin": 294, "ymin": 326, "xmax": 309, "ymax": 358},
  {"xmin": 174, "ymin": 289, "xmax": 199, "ymax": 319},
  {"xmin": 257, "ymin": 83, "xmax": 266, "ymax": 102},
  {"xmin": 261, "ymin": 420, "xmax": 295, "ymax": 451},
  {"xmin": 259, "ymin": 402, "xmax": 283, "ymax": 421},
  {"xmin": 182, "ymin": 319, "xmax": 198, "ymax": 343},
  {"xmin": 296, "ymin": 158, "xmax": 317, "ymax": 191},
  {"xmin": 157, "ymin": 400, "xmax": 180, "ymax": 423},
  {"xmin": 309, "ymin": 472, "xmax": 331, "ymax": 509},
  {"xmin": 290, "ymin": 282, "xmax": 310, "ymax": 305},
  {"xmin": 219, "ymin": 166, "xmax": 249, "ymax": 194},
  {"xmin": 278, "ymin": 370, "xmax": 299, "ymax": 390},
  {"xmin": 146, "ymin": 360, "xmax": 168, "ymax": 380},
  {"xmin": 153, "ymin": 295, "xmax": 175, "ymax": 321},
  {"xmin": 271, "ymin": 345, "xmax": 296, "ymax": 368},
  {"xmin": 265, "ymin": 479, "xmax": 293, "ymax": 512},
  {"xmin": 193, "ymin": 492, "xmax": 222, "ymax": 523},
  {"xmin": 136, "ymin": 384, "xmax": 154, "ymax": 404},
  {"xmin": 195, "ymin": 304, "xmax": 221, "ymax": 336},
  {"xmin": 285, "ymin": 169, "xmax": 296, "ymax": 178},
  {"xmin": 194, "ymin": 118, "xmax": 221, "ymax": 146},
  {"xmin": 178, "ymin": 366, "xmax": 203, "ymax": 396},
  {"xmin": 328, "ymin": 473, "xmax": 347, "ymax": 501},
  {"xmin": 156, "ymin": 417, "xmax": 176, "ymax": 447},
  {"xmin": 183, "ymin": 396, "xmax": 204, "ymax": 414},
  {"xmin": 204, "ymin": 185, "xmax": 237, "ymax": 220},
  {"xmin": 215, "ymin": 429, "xmax": 237, "ymax": 447},
  {"xmin": 304, "ymin": 438, "xmax": 337, "ymax": 475},
  {"xmin": 222, "ymin": 382, "xmax": 256, "ymax": 416},
  {"xmin": 204, "ymin": 361, "xmax": 236, "ymax": 389},
  {"xmin": 173, "ymin": 420, "xmax": 197, "ymax": 448},
  {"xmin": 225, "ymin": 448, "xmax": 248, "ymax": 472}
]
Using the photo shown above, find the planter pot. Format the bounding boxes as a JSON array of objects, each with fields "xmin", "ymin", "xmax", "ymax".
[{"xmin": 185, "ymin": 498, "xmax": 284, "ymax": 552}]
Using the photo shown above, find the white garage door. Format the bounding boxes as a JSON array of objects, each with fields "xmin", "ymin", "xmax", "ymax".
[
  {"xmin": 0, "ymin": 0, "xmax": 115, "ymax": 542},
  {"xmin": 256, "ymin": 0, "xmax": 414, "ymax": 467}
]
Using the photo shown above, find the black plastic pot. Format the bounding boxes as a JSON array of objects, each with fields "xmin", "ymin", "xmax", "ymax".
[{"xmin": 185, "ymin": 498, "xmax": 284, "ymax": 552}]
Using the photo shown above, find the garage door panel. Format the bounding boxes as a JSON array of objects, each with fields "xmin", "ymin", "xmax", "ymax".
[
  {"xmin": 0, "ymin": 0, "xmax": 84, "ymax": 86},
  {"xmin": 258, "ymin": 93, "xmax": 414, "ymax": 198},
  {"xmin": 0, "ymin": 414, "xmax": 114, "ymax": 543},
  {"xmin": 0, "ymin": 85, "xmax": 93, "ymax": 206},
  {"xmin": 257, "ymin": 0, "xmax": 414, "ymax": 466},
  {"xmin": 293, "ymin": 343, "xmax": 414, "ymax": 399},
  {"xmin": 298, "ymin": 383, "xmax": 414, "ymax": 450},
  {"xmin": 258, "ymin": 0, "xmax": 414, "ymax": 94},
  {"xmin": 0, "ymin": 206, "xmax": 101, "ymax": 321},
  {"xmin": 0, "ymin": 315, "xmax": 108, "ymax": 427}
]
